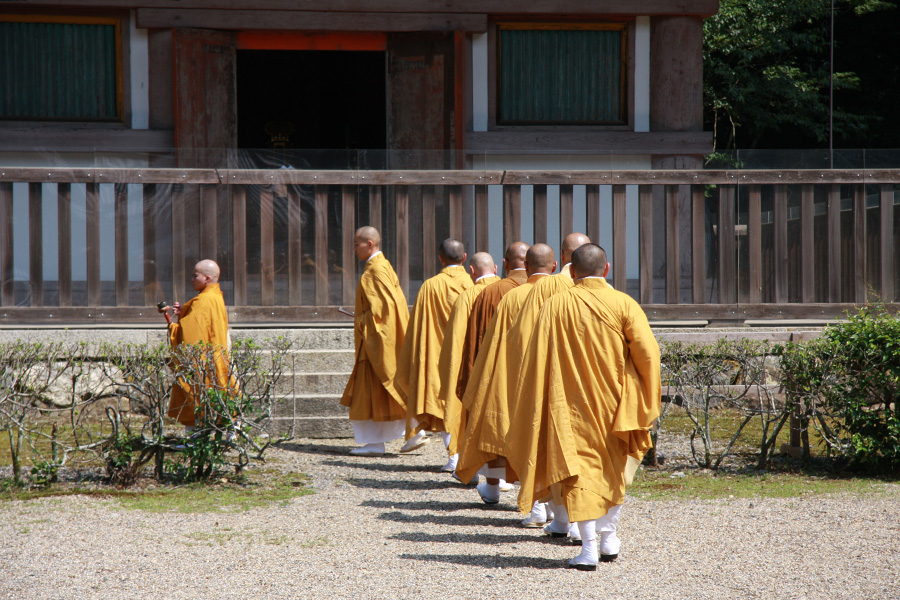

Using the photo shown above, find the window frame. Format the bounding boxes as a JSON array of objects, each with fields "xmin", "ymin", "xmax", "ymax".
[
  {"xmin": 489, "ymin": 20, "xmax": 633, "ymax": 131},
  {"xmin": 0, "ymin": 14, "xmax": 125, "ymax": 123}
]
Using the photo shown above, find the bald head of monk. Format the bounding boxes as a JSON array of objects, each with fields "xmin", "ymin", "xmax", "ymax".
[
  {"xmin": 571, "ymin": 244, "xmax": 610, "ymax": 280},
  {"xmin": 561, "ymin": 232, "xmax": 591, "ymax": 266},
  {"xmin": 469, "ymin": 252, "xmax": 497, "ymax": 281},
  {"xmin": 190, "ymin": 259, "xmax": 220, "ymax": 291},
  {"xmin": 354, "ymin": 226, "xmax": 382, "ymax": 261},
  {"xmin": 503, "ymin": 241, "xmax": 529, "ymax": 273},
  {"xmin": 438, "ymin": 238, "xmax": 466, "ymax": 266},
  {"xmin": 525, "ymin": 243, "xmax": 557, "ymax": 276}
]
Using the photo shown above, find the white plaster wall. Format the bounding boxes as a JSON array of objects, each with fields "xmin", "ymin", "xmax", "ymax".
[{"xmin": 129, "ymin": 12, "xmax": 150, "ymax": 130}]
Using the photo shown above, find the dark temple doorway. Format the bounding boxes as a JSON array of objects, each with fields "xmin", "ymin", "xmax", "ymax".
[{"xmin": 236, "ymin": 49, "xmax": 387, "ymax": 169}]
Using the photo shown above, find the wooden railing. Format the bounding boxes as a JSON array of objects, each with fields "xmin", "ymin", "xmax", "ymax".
[{"xmin": 0, "ymin": 168, "xmax": 896, "ymax": 324}]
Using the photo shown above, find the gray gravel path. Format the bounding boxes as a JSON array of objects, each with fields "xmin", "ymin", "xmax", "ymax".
[{"xmin": 2, "ymin": 436, "xmax": 899, "ymax": 600}]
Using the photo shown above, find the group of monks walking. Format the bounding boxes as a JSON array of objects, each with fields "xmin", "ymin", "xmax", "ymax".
[{"xmin": 340, "ymin": 226, "xmax": 661, "ymax": 571}]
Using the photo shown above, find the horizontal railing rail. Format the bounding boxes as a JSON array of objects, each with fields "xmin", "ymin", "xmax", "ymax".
[{"xmin": 0, "ymin": 168, "xmax": 897, "ymax": 325}]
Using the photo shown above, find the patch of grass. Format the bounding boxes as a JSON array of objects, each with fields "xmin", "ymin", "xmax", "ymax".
[
  {"xmin": 297, "ymin": 536, "xmax": 330, "ymax": 548},
  {"xmin": 630, "ymin": 467, "xmax": 900, "ymax": 500}
]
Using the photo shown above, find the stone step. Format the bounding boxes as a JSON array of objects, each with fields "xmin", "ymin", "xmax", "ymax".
[
  {"xmin": 270, "ymin": 394, "xmax": 347, "ymax": 419},
  {"xmin": 271, "ymin": 373, "xmax": 350, "ymax": 396},
  {"xmin": 287, "ymin": 349, "xmax": 355, "ymax": 373},
  {"xmin": 265, "ymin": 394, "xmax": 351, "ymax": 438},
  {"xmin": 265, "ymin": 416, "xmax": 352, "ymax": 438}
]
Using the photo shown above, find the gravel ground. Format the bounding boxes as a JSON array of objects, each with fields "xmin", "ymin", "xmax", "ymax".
[{"xmin": 2, "ymin": 435, "xmax": 899, "ymax": 600}]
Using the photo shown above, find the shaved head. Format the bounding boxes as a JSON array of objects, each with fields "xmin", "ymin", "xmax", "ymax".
[
  {"xmin": 525, "ymin": 243, "xmax": 556, "ymax": 275},
  {"xmin": 504, "ymin": 241, "xmax": 529, "ymax": 270},
  {"xmin": 195, "ymin": 259, "xmax": 220, "ymax": 281},
  {"xmin": 439, "ymin": 238, "xmax": 466, "ymax": 264},
  {"xmin": 469, "ymin": 252, "xmax": 495, "ymax": 277},
  {"xmin": 571, "ymin": 244, "xmax": 609, "ymax": 279},
  {"xmin": 355, "ymin": 226, "xmax": 382, "ymax": 247},
  {"xmin": 561, "ymin": 232, "xmax": 591, "ymax": 264}
]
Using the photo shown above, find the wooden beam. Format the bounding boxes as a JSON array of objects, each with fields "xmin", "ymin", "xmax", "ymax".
[
  {"xmin": 747, "ymin": 185, "xmax": 762, "ymax": 303},
  {"xmin": 0, "ymin": 127, "xmax": 173, "ymax": 153},
  {"xmin": 448, "ymin": 185, "xmax": 463, "ymax": 241},
  {"xmin": 259, "ymin": 189, "xmax": 275, "ymax": 306},
  {"xmin": 691, "ymin": 185, "xmax": 705, "ymax": 303},
  {"xmin": 717, "ymin": 185, "xmax": 736, "ymax": 304},
  {"xmin": 665, "ymin": 185, "xmax": 680, "ymax": 304},
  {"xmin": 171, "ymin": 185, "xmax": 186, "ymax": 305},
  {"xmin": 423, "ymin": 186, "xmax": 437, "ymax": 279},
  {"xmin": 288, "ymin": 188, "xmax": 303, "ymax": 306},
  {"xmin": 57, "ymin": 183, "xmax": 72, "ymax": 307},
  {"xmin": 368, "ymin": 186, "xmax": 382, "ymax": 232},
  {"xmin": 639, "ymin": 185, "xmax": 653, "ymax": 304},
  {"xmin": 39, "ymin": 1, "xmax": 721, "ymax": 16},
  {"xmin": 1, "ymin": 183, "xmax": 13, "ymax": 306},
  {"xmin": 341, "ymin": 186, "xmax": 356, "ymax": 306},
  {"xmin": 503, "ymin": 185, "xmax": 522, "ymax": 254},
  {"xmin": 467, "ymin": 131, "xmax": 713, "ymax": 156},
  {"xmin": 532, "ymin": 184, "xmax": 547, "ymax": 243},
  {"xmin": 773, "ymin": 185, "xmax": 788, "ymax": 303},
  {"xmin": 395, "ymin": 187, "xmax": 410, "ymax": 299},
  {"xmin": 827, "ymin": 184, "xmax": 841, "ymax": 303},
  {"xmin": 612, "ymin": 185, "xmax": 627, "ymax": 293},
  {"xmin": 28, "ymin": 184, "xmax": 43, "ymax": 308},
  {"xmin": 114, "ymin": 184, "xmax": 129, "ymax": 306},
  {"xmin": 559, "ymin": 184, "xmax": 574, "ymax": 242},
  {"xmin": 801, "ymin": 185, "xmax": 815, "ymax": 303},
  {"xmin": 853, "ymin": 185, "xmax": 866, "ymax": 303},
  {"xmin": 475, "ymin": 186, "xmax": 489, "ymax": 253},
  {"xmin": 232, "ymin": 186, "xmax": 247, "ymax": 307},
  {"xmin": 585, "ymin": 185, "xmax": 600, "ymax": 247},
  {"xmin": 137, "ymin": 9, "xmax": 488, "ymax": 31},
  {"xmin": 881, "ymin": 185, "xmax": 895, "ymax": 301},
  {"xmin": 86, "ymin": 184, "xmax": 101, "ymax": 307}
]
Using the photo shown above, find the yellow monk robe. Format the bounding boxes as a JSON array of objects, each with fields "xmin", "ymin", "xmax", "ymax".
[
  {"xmin": 340, "ymin": 252, "xmax": 409, "ymax": 422},
  {"xmin": 167, "ymin": 282, "xmax": 233, "ymax": 428},
  {"xmin": 454, "ymin": 273, "xmax": 548, "ymax": 483},
  {"xmin": 505, "ymin": 279, "xmax": 661, "ymax": 522},
  {"xmin": 456, "ymin": 269, "xmax": 528, "ymax": 400},
  {"xmin": 439, "ymin": 275, "xmax": 499, "ymax": 455},
  {"xmin": 396, "ymin": 265, "xmax": 473, "ymax": 436}
]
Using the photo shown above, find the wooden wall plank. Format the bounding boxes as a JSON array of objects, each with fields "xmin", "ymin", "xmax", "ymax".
[
  {"xmin": 368, "ymin": 186, "xmax": 382, "ymax": 232},
  {"xmin": 28, "ymin": 183, "xmax": 43, "ymax": 307},
  {"xmin": 639, "ymin": 184, "xmax": 653, "ymax": 304},
  {"xmin": 533, "ymin": 184, "xmax": 547, "ymax": 243},
  {"xmin": 827, "ymin": 184, "xmax": 841, "ymax": 303},
  {"xmin": 114, "ymin": 184, "xmax": 129, "ymax": 306},
  {"xmin": 691, "ymin": 185, "xmax": 705, "ymax": 303},
  {"xmin": 142, "ymin": 184, "xmax": 158, "ymax": 306},
  {"xmin": 586, "ymin": 185, "xmax": 600, "ymax": 246},
  {"xmin": 341, "ymin": 185, "xmax": 356, "ymax": 306},
  {"xmin": 853, "ymin": 185, "xmax": 866, "ymax": 303},
  {"xmin": 475, "ymin": 185, "xmax": 489, "ymax": 252},
  {"xmin": 395, "ymin": 186, "xmax": 410, "ymax": 298},
  {"xmin": 748, "ymin": 184, "xmax": 762, "ymax": 303},
  {"xmin": 422, "ymin": 186, "xmax": 437, "ymax": 279},
  {"xmin": 773, "ymin": 185, "xmax": 788, "ymax": 303},
  {"xmin": 665, "ymin": 185, "xmax": 680, "ymax": 304},
  {"xmin": 448, "ymin": 185, "xmax": 463, "ymax": 241},
  {"xmin": 288, "ymin": 188, "xmax": 302, "ymax": 306},
  {"xmin": 260, "ymin": 189, "xmax": 275, "ymax": 306},
  {"xmin": 717, "ymin": 185, "xmax": 736, "ymax": 304},
  {"xmin": 86, "ymin": 183, "xmax": 101, "ymax": 307},
  {"xmin": 200, "ymin": 184, "xmax": 218, "ymax": 260},
  {"xmin": 232, "ymin": 186, "xmax": 247, "ymax": 306},
  {"xmin": 57, "ymin": 183, "xmax": 72, "ymax": 307},
  {"xmin": 801, "ymin": 184, "xmax": 815, "ymax": 303},
  {"xmin": 881, "ymin": 185, "xmax": 895, "ymax": 301},
  {"xmin": 612, "ymin": 184, "xmax": 627, "ymax": 292},
  {"xmin": 559, "ymin": 184, "xmax": 574, "ymax": 241},
  {"xmin": 0, "ymin": 183, "xmax": 13, "ymax": 306},
  {"xmin": 503, "ymin": 184, "xmax": 522, "ymax": 253}
]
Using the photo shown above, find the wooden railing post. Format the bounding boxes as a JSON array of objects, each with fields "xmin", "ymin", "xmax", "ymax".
[
  {"xmin": 612, "ymin": 185, "xmax": 628, "ymax": 293},
  {"xmin": 57, "ymin": 183, "xmax": 72, "ymax": 307},
  {"xmin": 533, "ymin": 184, "xmax": 547, "ymax": 243},
  {"xmin": 665, "ymin": 185, "xmax": 680, "ymax": 304},
  {"xmin": 114, "ymin": 183, "xmax": 129, "ymax": 306},
  {"xmin": 748, "ymin": 184, "xmax": 762, "ymax": 303},
  {"xmin": 86, "ymin": 183, "xmax": 101, "ymax": 307},
  {"xmin": 827, "ymin": 184, "xmax": 842, "ymax": 303},
  {"xmin": 28, "ymin": 183, "xmax": 43, "ymax": 307},
  {"xmin": 773, "ymin": 184, "xmax": 788, "ymax": 303},
  {"xmin": 639, "ymin": 184, "xmax": 654, "ymax": 304},
  {"xmin": 503, "ymin": 184, "xmax": 521, "ymax": 253},
  {"xmin": 691, "ymin": 185, "xmax": 706, "ymax": 303},
  {"xmin": 1, "ymin": 182, "xmax": 13, "ymax": 306},
  {"xmin": 232, "ymin": 186, "xmax": 247, "ymax": 307},
  {"xmin": 717, "ymin": 185, "xmax": 736, "ymax": 305},
  {"xmin": 881, "ymin": 185, "xmax": 895, "ymax": 301}
]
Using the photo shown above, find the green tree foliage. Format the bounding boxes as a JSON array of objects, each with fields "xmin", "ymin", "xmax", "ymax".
[{"xmin": 704, "ymin": 0, "xmax": 895, "ymax": 151}]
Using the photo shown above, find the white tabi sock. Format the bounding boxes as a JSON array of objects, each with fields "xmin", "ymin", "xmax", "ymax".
[
  {"xmin": 545, "ymin": 499, "xmax": 570, "ymax": 534},
  {"xmin": 441, "ymin": 431, "xmax": 451, "ymax": 449},
  {"xmin": 572, "ymin": 520, "xmax": 599, "ymax": 566}
]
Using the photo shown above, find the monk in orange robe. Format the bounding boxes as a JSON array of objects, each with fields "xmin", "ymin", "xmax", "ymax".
[
  {"xmin": 396, "ymin": 238, "xmax": 472, "ymax": 455},
  {"xmin": 340, "ymin": 226, "xmax": 410, "ymax": 457},
  {"xmin": 438, "ymin": 252, "xmax": 498, "ymax": 472},
  {"xmin": 165, "ymin": 259, "xmax": 234, "ymax": 431},
  {"xmin": 506, "ymin": 244, "xmax": 660, "ymax": 571},
  {"xmin": 456, "ymin": 242, "xmax": 529, "ymax": 400},
  {"xmin": 455, "ymin": 244, "xmax": 557, "ymax": 505}
]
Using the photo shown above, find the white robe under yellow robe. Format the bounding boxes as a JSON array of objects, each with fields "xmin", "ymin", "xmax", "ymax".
[
  {"xmin": 505, "ymin": 278, "xmax": 660, "ymax": 522},
  {"xmin": 396, "ymin": 264, "xmax": 473, "ymax": 437},
  {"xmin": 340, "ymin": 253, "xmax": 409, "ymax": 430},
  {"xmin": 438, "ymin": 275, "xmax": 499, "ymax": 455},
  {"xmin": 454, "ymin": 273, "xmax": 549, "ymax": 483}
]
